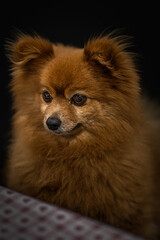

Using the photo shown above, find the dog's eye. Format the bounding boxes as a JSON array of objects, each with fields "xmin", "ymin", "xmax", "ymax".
[
  {"xmin": 71, "ymin": 94, "xmax": 87, "ymax": 106},
  {"xmin": 42, "ymin": 90, "xmax": 53, "ymax": 103}
]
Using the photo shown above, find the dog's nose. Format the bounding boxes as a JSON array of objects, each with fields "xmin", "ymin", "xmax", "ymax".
[{"xmin": 46, "ymin": 117, "xmax": 61, "ymax": 131}]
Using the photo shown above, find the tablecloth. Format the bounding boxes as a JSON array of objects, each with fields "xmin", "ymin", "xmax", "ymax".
[{"xmin": 0, "ymin": 185, "xmax": 145, "ymax": 240}]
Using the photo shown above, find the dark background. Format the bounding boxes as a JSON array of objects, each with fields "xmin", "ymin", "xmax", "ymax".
[{"xmin": 0, "ymin": 2, "xmax": 159, "ymax": 173}]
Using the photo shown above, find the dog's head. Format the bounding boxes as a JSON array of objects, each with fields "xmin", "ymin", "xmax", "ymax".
[{"xmin": 7, "ymin": 33, "xmax": 141, "ymax": 147}]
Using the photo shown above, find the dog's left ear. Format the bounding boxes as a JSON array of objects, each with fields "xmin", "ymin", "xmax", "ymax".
[
  {"xmin": 7, "ymin": 34, "xmax": 54, "ymax": 67},
  {"xmin": 83, "ymin": 35, "xmax": 134, "ymax": 78}
]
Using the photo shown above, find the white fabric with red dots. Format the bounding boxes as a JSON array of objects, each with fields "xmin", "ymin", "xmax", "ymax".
[{"xmin": 0, "ymin": 186, "xmax": 144, "ymax": 240}]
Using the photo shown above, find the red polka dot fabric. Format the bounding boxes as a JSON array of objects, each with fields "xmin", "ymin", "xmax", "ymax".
[{"xmin": 0, "ymin": 186, "xmax": 144, "ymax": 240}]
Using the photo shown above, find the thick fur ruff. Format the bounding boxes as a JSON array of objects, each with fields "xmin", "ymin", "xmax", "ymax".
[{"xmin": 5, "ymin": 33, "xmax": 160, "ymax": 239}]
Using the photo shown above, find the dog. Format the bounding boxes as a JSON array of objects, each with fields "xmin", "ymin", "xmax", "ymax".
[{"xmin": 5, "ymin": 33, "xmax": 160, "ymax": 239}]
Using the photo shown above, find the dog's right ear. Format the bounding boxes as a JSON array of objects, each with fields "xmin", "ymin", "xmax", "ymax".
[{"xmin": 6, "ymin": 34, "xmax": 54, "ymax": 67}]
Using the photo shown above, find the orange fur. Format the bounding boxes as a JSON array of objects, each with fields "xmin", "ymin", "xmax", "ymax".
[{"xmin": 5, "ymin": 33, "xmax": 160, "ymax": 239}]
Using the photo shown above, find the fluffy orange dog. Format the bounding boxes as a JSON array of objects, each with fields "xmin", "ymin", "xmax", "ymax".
[{"xmin": 5, "ymin": 33, "xmax": 160, "ymax": 239}]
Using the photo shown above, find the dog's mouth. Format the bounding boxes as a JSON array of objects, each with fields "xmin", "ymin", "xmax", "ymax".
[{"xmin": 54, "ymin": 123, "xmax": 82, "ymax": 135}]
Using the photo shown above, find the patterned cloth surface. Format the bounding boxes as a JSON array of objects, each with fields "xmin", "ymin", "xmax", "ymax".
[{"xmin": 0, "ymin": 185, "xmax": 145, "ymax": 240}]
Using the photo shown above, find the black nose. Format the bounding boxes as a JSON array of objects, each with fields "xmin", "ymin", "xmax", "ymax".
[{"xmin": 46, "ymin": 117, "xmax": 61, "ymax": 131}]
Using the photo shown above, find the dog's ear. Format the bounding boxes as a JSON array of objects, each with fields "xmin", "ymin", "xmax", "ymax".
[
  {"xmin": 84, "ymin": 35, "xmax": 134, "ymax": 78},
  {"xmin": 7, "ymin": 34, "xmax": 54, "ymax": 67}
]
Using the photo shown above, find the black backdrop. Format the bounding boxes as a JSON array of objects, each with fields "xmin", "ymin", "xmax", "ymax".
[{"xmin": 0, "ymin": 2, "xmax": 159, "ymax": 170}]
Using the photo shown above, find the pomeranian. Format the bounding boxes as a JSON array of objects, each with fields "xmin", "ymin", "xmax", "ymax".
[{"xmin": 5, "ymin": 33, "xmax": 160, "ymax": 239}]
